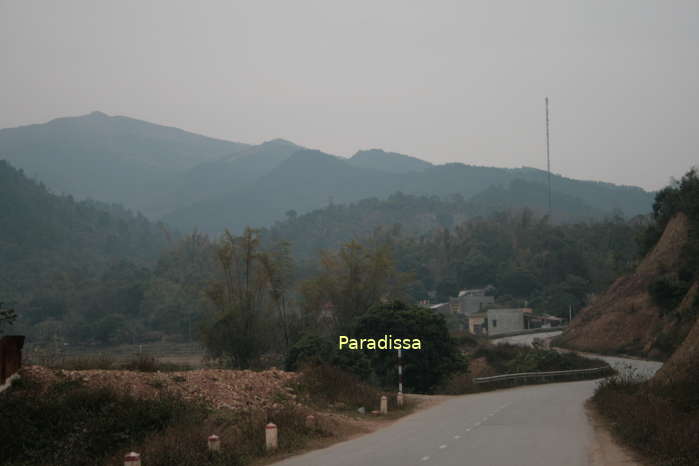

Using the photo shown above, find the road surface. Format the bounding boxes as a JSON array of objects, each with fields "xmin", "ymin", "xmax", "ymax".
[
  {"xmin": 492, "ymin": 330, "xmax": 563, "ymax": 347},
  {"xmin": 273, "ymin": 356, "xmax": 661, "ymax": 466},
  {"xmin": 493, "ymin": 331, "xmax": 662, "ymax": 378}
]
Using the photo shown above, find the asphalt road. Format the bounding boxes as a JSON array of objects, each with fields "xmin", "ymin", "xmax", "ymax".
[
  {"xmin": 273, "ymin": 356, "xmax": 661, "ymax": 466},
  {"xmin": 493, "ymin": 331, "xmax": 662, "ymax": 378},
  {"xmin": 492, "ymin": 330, "xmax": 563, "ymax": 347}
]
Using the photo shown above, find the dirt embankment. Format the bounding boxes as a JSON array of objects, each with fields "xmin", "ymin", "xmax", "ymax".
[
  {"xmin": 556, "ymin": 213, "xmax": 697, "ymax": 359},
  {"xmin": 651, "ymin": 280, "xmax": 699, "ymax": 385},
  {"xmin": 23, "ymin": 365, "xmax": 299, "ymax": 411}
]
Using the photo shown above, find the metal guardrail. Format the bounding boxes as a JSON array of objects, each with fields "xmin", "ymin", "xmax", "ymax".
[{"xmin": 473, "ymin": 366, "xmax": 610, "ymax": 384}]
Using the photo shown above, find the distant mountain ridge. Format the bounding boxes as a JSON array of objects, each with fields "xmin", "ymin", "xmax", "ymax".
[
  {"xmin": 1, "ymin": 112, "xmax": 655, "ymax": 233},
  {"xmin": 348, "ymin": 149, "xmax": 433, "ymax": 173},
  {"xmin": 0, "ymin": 112, "xmax": 249, "ymax": 214}
]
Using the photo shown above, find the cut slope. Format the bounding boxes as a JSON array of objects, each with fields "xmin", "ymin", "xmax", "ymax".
[
  {"xmin": 651, "ymin": 281, "xmax": 699, "ymax": 384},
  {"xmin": 556, "ymin": 213, "xmax": 690, "ymax": 358}
]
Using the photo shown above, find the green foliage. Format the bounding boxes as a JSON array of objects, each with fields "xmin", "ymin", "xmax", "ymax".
[
  {"xmin": 473, "ymin": 343, "xmax": 606, "ymax": 374},
  {"xmin": 201, "ymin": 228, "xmax": 293, "ymax": 368},
  {"xmin": 642, "ymin": 168, "xmax": 699, "ymax": 282},
  {"xmin": 353, "ymin": 301, "xmax": 467, "ymax": 393},
  {"xmin": 300, "ymin": 241, "xmax": 407, "ymax": 334},
  {"xmin": 649, "ymin": 277, "xmax": 691, "ymax": 312},
  {"xmin": 0, "ymin": 303, "xmax": 17, "ymax": 333},
  {"xmin": 0, "ymin": 378, "xmax": 199, "ymax": 466},
  {"xmin": 284, "ymin": 334, "xmax": 371, "ymax": 379},
  {"xmin": 285, "ymin": 334, "xmax": 333, "ymax": 370},
  {"xmin": 294, "ymin": 363, "xmax": 390, "ymax": 411}
]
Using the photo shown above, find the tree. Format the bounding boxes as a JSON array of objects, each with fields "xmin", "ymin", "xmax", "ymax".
[
  {"xmin": 301, "ymin": 241, "xmax": 406, "ymax": 334},
  {"xmin": 353, "ymin": 301, "xmax": 466, "ymax": 393},
  {"xmin": 202, "ymin": 228, "xmax": 291, "ymax": 368},
  {"xmin": 0, "ymin": 303, "xmax": 17, "ymax": 334},
  {"xmin": 259, "ymin": 241, "xmax": 294, "ymax": 349}
]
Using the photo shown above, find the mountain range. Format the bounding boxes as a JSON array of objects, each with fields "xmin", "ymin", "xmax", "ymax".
[{"xmin": 1, "ymin": 112, "xmax": 655, "ymax": 233}]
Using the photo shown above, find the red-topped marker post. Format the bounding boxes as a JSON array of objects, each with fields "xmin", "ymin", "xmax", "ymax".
[
  {"xmin": 124, "ymin": 452, "xmax": 141, "ymax": 466},
  {"xmin": 265, "ymin": 423, "xmax": 278, "ymax": 450}
]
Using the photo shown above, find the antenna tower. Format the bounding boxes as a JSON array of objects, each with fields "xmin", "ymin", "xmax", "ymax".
[{"xmin": 545, "ymin": 97, "xmax": 551, "ymax": 215}]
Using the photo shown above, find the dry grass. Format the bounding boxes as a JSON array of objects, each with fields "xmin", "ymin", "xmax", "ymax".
[
  {"xmin": 3, "ymin": 363, "xmax": 412, "ymax": 466},
  {"xmin": 593, "ymin": 371, "xmax": 699, "ymax": 466},
  {"xmin": 294, "ymin": 363, "xmax": 407, "ymax": 412}
]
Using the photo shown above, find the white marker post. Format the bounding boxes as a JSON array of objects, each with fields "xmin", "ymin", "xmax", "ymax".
[
  {"xmin": 380, "ymin": 395, "xmax": 388, "ymax": 415},
  {"xmin": 397, "ymin": 347, "xmax": 404, "ymax": 407},
  {"xmin": 208, "ymin": 434, "xmax": 220, "ymax": 452},
  {"xmin": 124, "ymin": 452, "xmax": 141, "ymax": 466},
  {"xmin": 265, "ymin": 423, "xmax": 278, "ymax": 451}
]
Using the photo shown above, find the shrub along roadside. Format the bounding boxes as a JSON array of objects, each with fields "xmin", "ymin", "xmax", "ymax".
[
  {"xmin": 437, "ymin": 343, "xmax": 612, "ymax": 395},
  {"xmin": 26, "ymin": 353, "xmax": 192, "ymax": 372},
  {"xmin": 592, "ymin": 373, "xmax": 699, "ymax": 466},
  {"xmin": 1, "ymin": 364, "xmax": 409, "ymax": 466},
  {"xmin": 294, "ymin": 363, "xmax": 406, "ymax": 412},
  {"xmin": 0, "ymin": 376, "xmax": 198, "ymax": 466},
  {"xmin": 472, "ymin": 343, "xmax": 607, "ymax": 374}
]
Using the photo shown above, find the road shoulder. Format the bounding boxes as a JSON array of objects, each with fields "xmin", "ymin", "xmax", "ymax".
[{"xmin": 585, "ymin": 400, "xmax": 643, "ymax": 466}]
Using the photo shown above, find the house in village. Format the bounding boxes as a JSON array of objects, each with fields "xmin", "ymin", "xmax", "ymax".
[
  {"xmin": 467, "ymin": 308, "xmax": 526, "ymax": 336},
  {"xmin": 448, "ymin": 287, "xmax": 495, "ymax": 315},
  {"xmin": 466, "ymin": 307, "xmax": 565, "ymax": 336}
]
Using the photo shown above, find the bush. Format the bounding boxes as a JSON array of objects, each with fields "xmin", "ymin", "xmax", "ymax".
[
  {"xmin": 353, "ymin": 301, "xmax": 467, "ymax": 393},
  {"xmin": 285, "ymin": 334, "xmax": 371, "ymax": 379},
  {"xmin": 2, "ymin": 372, "xmax": 331, "ymax": 466},
  {"xmin": 102, "ymin": 403, "xmax": 325, "ymax": 466},
  {"xmin": 0, "ymin": 377, "xmax": 199, "ymax": 466},
  {"xmin": 593, "ymin": 371, "xmax": 699, "ymax": 466},
  {"xmin": 295, "ymin": 364, "xmax": 398, "ymax": 411},
  {"xmin": 472, "ymin": 343, "xmax": 606, "ymax": 374},
  {"xmin": 649, "ymin": 277, "xmax": 690, "ymax": 312},
  {"xmin": 435, "ymin": 372, "xmax": 475, "ymax": 395},
  {"xmin": 38, "ymin": 354, "xmax": 192, "ymax": 372}
]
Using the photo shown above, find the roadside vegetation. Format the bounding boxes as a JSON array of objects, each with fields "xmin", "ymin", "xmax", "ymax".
[
  {"xmin": 1, "ymin": 363, "xmax": 405, "ymax": 466},
  {"xmin": 437, "ymin": 342, "xmax": 611, "ymax": 394},
  {"xmin": 26, "ymin": 353, "xmax": 194, "ymax": 372},
  {"xmin": 593, "ymin": 371, "xmax": 699, "ymax": 466}
]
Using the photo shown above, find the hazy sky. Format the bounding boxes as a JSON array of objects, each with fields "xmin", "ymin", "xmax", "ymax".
[{"xmin": 1, "ymin": 1, "xmax": 697, "ymax": 191}]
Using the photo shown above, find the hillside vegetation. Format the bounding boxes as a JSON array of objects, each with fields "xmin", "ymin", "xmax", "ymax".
[
  {"xmin": 557, "ymin": 169, "xmax": 699, "ymax": 359},
  {"xmin": 0, "ymin": 112, "xmax": 248, "ymax": 215},
  {"xmin": 2, "ymin": 113, "xmax": 653, "ymax": 233}
]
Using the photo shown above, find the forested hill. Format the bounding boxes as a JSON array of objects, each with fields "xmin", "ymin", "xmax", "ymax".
[
  {"xmin": 0, "ymin": 159, "xmax": 170, "ymax": 305},
  {"xmin": 0, "ymin": 112, "xmax": 248, "ymax": 215},
  {"xmin": 265, "ymin": 188, "xmax": 642, "ymax": 261},
  {"xmin": 2, "ymin": 113, "xmax": 653, "ymax": 234},
  {"xmin": 164, "ymin": 152, "xmax": 654, "ymax": 233}
]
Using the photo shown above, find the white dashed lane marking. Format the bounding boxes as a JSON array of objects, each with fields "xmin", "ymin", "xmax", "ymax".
[{"xmin": 419, "ymin": 403, "xmax": 513, "ymax": 462}]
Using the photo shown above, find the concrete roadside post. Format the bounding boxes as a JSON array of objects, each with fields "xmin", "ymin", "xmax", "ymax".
[
  {"xmin": 380, "ymin": 395, "xmax": 388, "ymax": 415},
  {"xmin": 124, "ymin": 452, "xmax": 141, "ymax": 466},
  {"xmin": 266, "ymin": 423, "xmax": 278, "ymax": 451},
  {"xmin": 208, "ymin": 434, "xmax": 220, "ymax": 452}
]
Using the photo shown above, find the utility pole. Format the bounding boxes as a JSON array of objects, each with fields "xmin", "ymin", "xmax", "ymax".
[
  {"xmin": 545, "ymin": 97, "xmax": 552, "ymax": 215},
  {"xmin": 568, "ymin": 304, "xmax": 572, "ymax": 325},
  {"xmin": 397, "ymin": 348, "xmax": 403, "ymax": 395}
]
